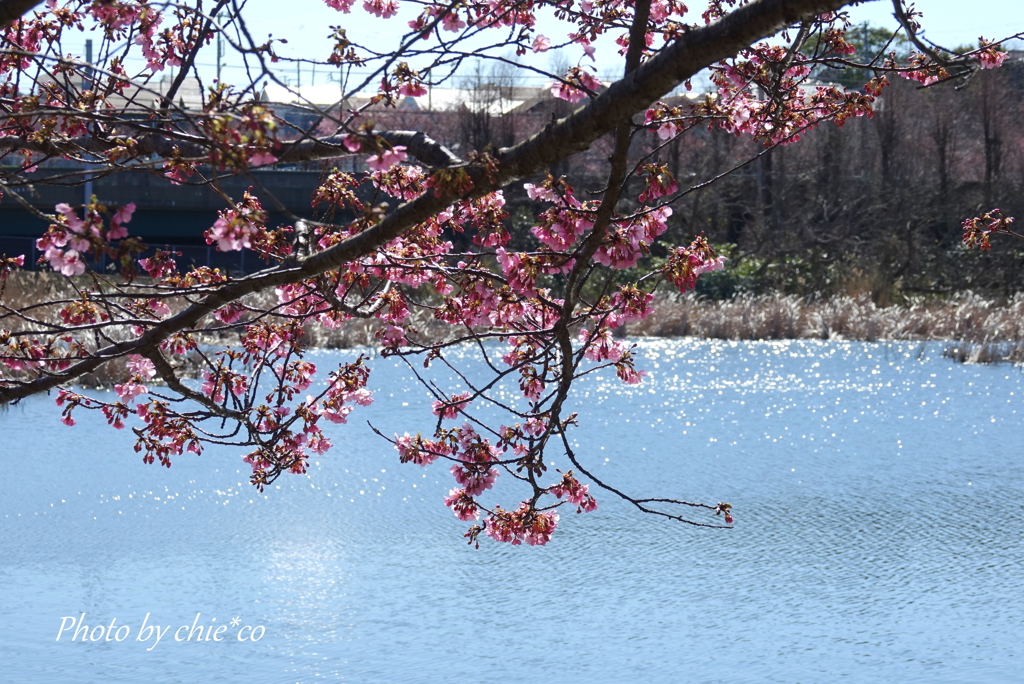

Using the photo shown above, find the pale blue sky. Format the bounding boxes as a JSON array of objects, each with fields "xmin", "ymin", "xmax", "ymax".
[
  {"xmin": 64, "ymin": 0, "xmax": 1024, "ymax": 89},
  {"xmin": 241, "ymin": 0, "xmax": 1024, "ymax": 88},
  {"xmin": 845, "ymin": 0, "xmax": 1023, "ymax": 47}
]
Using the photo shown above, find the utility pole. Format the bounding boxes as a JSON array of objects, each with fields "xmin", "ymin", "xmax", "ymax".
[
  {"xmin": 216, "ymin": 14, "xmax": 223, "ymax": 82},
  {"xmin": 83, "ymin": 39, "xmax": 93, "ymax": 90},
  {"xmin": 83, "ymin": 39, "xmax": 94, "ymax": 208}
]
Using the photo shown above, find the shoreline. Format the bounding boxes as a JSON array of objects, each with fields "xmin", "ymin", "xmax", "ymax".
[
  {"xmin": 628, "ymin": 292, "xmax": 1024, "ymax": 364},
  {"xmin": 4, "ymin": 273, "xmax": 1023, "ymax": 391}
]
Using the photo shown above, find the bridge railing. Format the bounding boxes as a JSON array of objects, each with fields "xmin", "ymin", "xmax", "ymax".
[{"xmin": 0, "ymin": 237, "xmax": 265, "ymax": 276}]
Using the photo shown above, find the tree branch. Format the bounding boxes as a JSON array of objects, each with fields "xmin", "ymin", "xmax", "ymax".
[{"xmin": 0, "ymin": 0, "xmax": 853, "ymax": 406}]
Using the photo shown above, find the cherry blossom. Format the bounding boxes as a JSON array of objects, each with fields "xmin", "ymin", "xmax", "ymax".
[
  {"xmin": 551, "ymin": 68, "xmax": 602, "ymax": 103},
  {"xmin": 1, "ymin": 0, "xmax": 1006, "ymax": 546},
  {"xmin": 484, "ymin": 504, "xmax": 560, "ymax": 546},
  {"xmin": 365, "ymin": 146, "xmax": 408, "ymax": 171},
  {"xmin": 325, "ymin": 0, "xmax": 356, "ymax": 12},
  {"xmin": 549, "ymin": 471, "xmax": 598, "ymax": 512},
  {"xmin": 444, "ymin": 488, "xmax": 480, "ymax": 520},
  {"xmin": 248, "ymin": 151, "xmax": 278, "ymax": 167},
  {"xmin": 363, "ymin": 0, "xmax": 399, "ymax": 19}
]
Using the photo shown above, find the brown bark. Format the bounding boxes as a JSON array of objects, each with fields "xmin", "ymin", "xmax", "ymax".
[{"xmin": 0, "ymin": 0, "xmax": 856, "ymax": 405}]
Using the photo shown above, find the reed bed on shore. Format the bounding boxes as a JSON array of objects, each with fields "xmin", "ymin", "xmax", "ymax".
[
  {"xmin": 4, "ymin": 272, "xmax": 1024, "ymax": 385},
  {"xmin": 630, "ymin": 292, "xmax": 1024, "ymax": 363},
  {"xmin": 0, "ymin": 271, "xmax": 204, "ymax": 387},
  {"xmin": 0, "ymin": 271, "xmax": 467, "ymax": 387}
]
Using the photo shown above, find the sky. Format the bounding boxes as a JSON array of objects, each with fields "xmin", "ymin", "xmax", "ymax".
[
  {"xmin": 63, "ymin": 0, "xmax": 1024, "ymax": 91},
  {"xmin": 239, "ymin": 0, "xmax": 1024, "ymax": 90},
  {"xmin": 844, "ymin": 0, "xmax": 1023, "ymax": 48}
]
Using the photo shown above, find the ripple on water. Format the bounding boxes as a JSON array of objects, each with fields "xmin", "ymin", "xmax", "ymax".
[{"xmin": 2, "ymin": 339, "xmax": 1022, "ymax": 683}]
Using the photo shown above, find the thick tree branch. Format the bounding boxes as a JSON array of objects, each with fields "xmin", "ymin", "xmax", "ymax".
[
  {"xmin": 374, "ymin": 131, "xmax": 463, "ymax": 167},
  {"xmin": 498, "ymin": 0, "xmax": 850, "ymax": 182},
  {"xmin": 0, "ymin": 0, "xmax": 854, "ymax": 405}
]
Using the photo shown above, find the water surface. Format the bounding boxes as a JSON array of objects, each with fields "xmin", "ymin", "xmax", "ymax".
[{"xmin": 2, "ymin": 340, "xmax": 1022, "ymax": 683}]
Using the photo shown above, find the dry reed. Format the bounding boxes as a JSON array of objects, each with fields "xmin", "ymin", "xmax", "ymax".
[
  {"xmin": 0, "ymin": 271, "xmax": 204, "ymax": 387},
  {"xmin": 0, "ymin": 272, "xmax": 467, "ymax": 387},
  {"xmin": 631, "ymin": 292, "xmax": 1024, "ymax": 363},
  {"xmin": 5, "ymin": 273, "xmax": 1024, "ymax": 384}
]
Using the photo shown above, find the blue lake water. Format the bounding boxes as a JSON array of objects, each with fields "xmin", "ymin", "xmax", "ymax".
[{"xmin": 2, "ymin": 339, "xmax": 1022, "ymax": 683}]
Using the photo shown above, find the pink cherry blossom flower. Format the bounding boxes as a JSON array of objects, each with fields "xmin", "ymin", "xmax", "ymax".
[
  {"xmin": 396, "ymin": 433, "xmax": 433, "ymax": 465},
  {"xmin": 127, "ymin": 354, "xmax": 157, "ymax": 379},
  {"xmin": 148, "ymin": 298, "xmax": 171, "ymax": 317},
  {"xmin": 108, "ymin": 204, "xmax": 135, "ymax": 240},
  {"xmin": 115, "ymin": 381, "xmax": 149, "ymax": 403},
  {"xmin": 524, "ymin": 182, "xmax": 558, "ymax": 203},
  {"xmin": 48, "ymin": 248, "xmax": 86, "ymax": 276},
  {"xmin": 365, "ymin": 145, "xmax": 408, "ymax": 171},
  {"xmin": 207, "ymin": 214, "xmax": 256, "ymax": 251},
  {"xmin": 523, "ymin": 417, "xmax": 545, "ymax": 437},
  {"xmin": 348, "ymin": 388, "xmax": 374, "ymax": 406},
  {"xmin": 649, "ymin": 0, "xmax": 669, "ymax": 21},
  {"xmin": 395, "ymin": 432, "xmax": 450, "ymax": 465},
  {"xmin": 532, "ymin": 35, "xmax": 550, "ymax": 52},
  {"xmin": 616, "ymin": 362, "xmax": 646, "ymax": 385},
  {"xmin": 639, "ymin": 166, "xmax": 680, "ymax": 202},
  {"xmin": 444, "ymin": 488, "xmax": 480, "ymax": 520},
  {"xmin": 111, "ymin": 202, "xmax": 136, "ymax": 226},
  {"xmin": 441, "ymin": 11, "xmax": 465, "ymax": 31},
  {"xmin": 363, "ymin": 0, "xmax": 398, "ymax": 18},
  {"xmin": 484, "ymin": 503, "xmax": 559, "ymax": 545},
  {"xmin": 138, "ymin": 250, "xmax": 178, "ymax": 278},
  {"xmin": 0, "ymin": 253, "xmax": 25, "ymax": 281},
  {"xmin": 432, "ymin": 391, "xmax": 470, "ymax": 419},
  {"xmin": 549, "ymin": 471, "xmax": 598, "ymax": 512},
  {"xmin": 978, "ymin": 49, "xmax": 1007, "ymax": 69},
  {"xmin": 398, "ymin": 81, "xmax": 428, "ymax": 97},
  {"xmin": 319, "ymin": 402, "xmax": 353, "ymax": 424},
  {"xmin": 163, "ymin": 161, "xmax": 195, "ymax": 185},
  {"xmin": 106, "ymin": 225, "xmax": 128, "ymax": 241},
  {"xmin": 307, "ymin": 430, "xmax": 333, "ymax": 454},
  {"xmin": 694, "ymin": 256, "xmax": 727, "ymax": 275},
  {"xmin": 451, "ymin": 463, "xmax": 498, "ymax": 496},
  {"xmin": 101, "ymin": 404, "xmax": 127, "ymax": 430},
  {"xmin": 342, "ymin": 135, "xmax": 362, "ymax": 152},
  {"xmin": 201, "ymin": 371, "xmax": 221, "ymax": 401},
  {"xmin": 580, "ymin": 327, "xmax": 622, "ymax": 362},
  {"xmin": 248, "ymin": 150, "xmax": 278, "ymax": 166},
  {"xmin": 380, "ymin": 324, "xmax": 407, "ymax": 347},
  {"xmin": 551, "ymin": 68, "xmax": 602, "ymax": 103},
  {"xmin": 520, "ymin": 373, "xmax": 544, "ymax": 401},
  {"xmin": 213, "ymin": 303, "xmax": 246, "ymax": 324}
]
